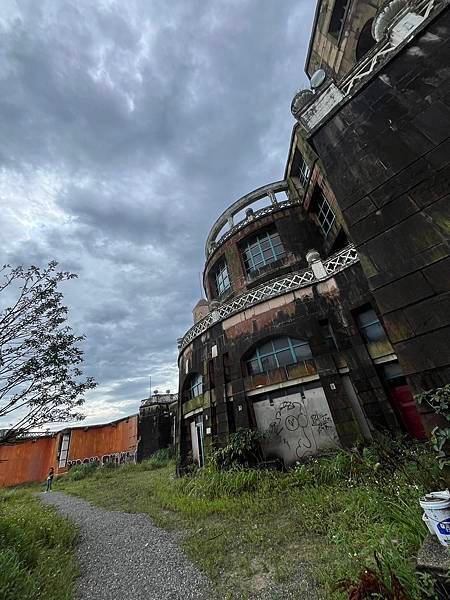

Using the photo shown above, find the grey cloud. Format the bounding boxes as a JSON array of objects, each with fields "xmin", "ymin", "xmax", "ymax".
[{"xmin": 0, "ymin": 0, "xmax": 314, "ymax": 425}]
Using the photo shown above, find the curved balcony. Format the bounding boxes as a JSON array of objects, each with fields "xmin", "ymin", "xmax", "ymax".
[
  {"xmin": 205, "ymin": 180, "xmax": 293, "ymax": 259},
  {"xmin": 179, "ymin": 245, "xmax": 359, "ymax": 353}
]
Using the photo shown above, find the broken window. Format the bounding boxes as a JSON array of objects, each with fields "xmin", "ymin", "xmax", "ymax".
[
  {"xmin": 214, "ymin": 260, "xmax": 231, "ymax": 296},
  {"xmin": 245, "ymin": 336, "xmax": 314, "ymax": 375},
  {"xmin": 241, "ymin": 227, "xmax": 286, "ymax": 274},
  {"xmin": 328, "ymin": 0, "xmax": 350, "ymax": 39}
]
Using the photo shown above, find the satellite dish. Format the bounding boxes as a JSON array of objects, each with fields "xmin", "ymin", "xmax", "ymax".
[
  {"xmin": 291, "ymin": 89, "xmax": 314, "ymax": 119},
  {"xmin": 310, "ymin": 69, "xmax": 327, "ymax": 90}
]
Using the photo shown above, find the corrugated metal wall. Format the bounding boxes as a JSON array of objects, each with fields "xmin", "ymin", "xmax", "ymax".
[{"xmin": 0, "ymin": 415, "xmax": 138, "ymax": 487}]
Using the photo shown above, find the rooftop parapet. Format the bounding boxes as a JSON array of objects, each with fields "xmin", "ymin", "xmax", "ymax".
[
  {"xmin": 205, "ymin": 180, "xmax": 293, "ymax": 259},
  {"xmin": 292, "ymin": 0, "xmax": 445, "ymax": 135}
]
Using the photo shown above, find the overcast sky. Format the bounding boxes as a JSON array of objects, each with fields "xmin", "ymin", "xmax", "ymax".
[{"xmin": 0, "ymin": 0, "xmax": 314, "ymax": 427}]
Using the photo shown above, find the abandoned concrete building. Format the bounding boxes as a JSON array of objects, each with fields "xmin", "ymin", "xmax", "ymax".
[
  {"xmin": 176, "ymin": 0, "xmax": 450, "ymax": 469},
  {"xmin": 137, "ymin": 391, "xmax": 177, "ymax": 461}
]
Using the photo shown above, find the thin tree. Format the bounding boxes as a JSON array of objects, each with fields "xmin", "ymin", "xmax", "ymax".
[{"xmin": 0, "ymin": 262, "xmax": 96, "ymax": 444}]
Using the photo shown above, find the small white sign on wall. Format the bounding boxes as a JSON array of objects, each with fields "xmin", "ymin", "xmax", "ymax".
[{"xmin": 211, "ymin": 345, "xmax": 218, "ymax": 358}]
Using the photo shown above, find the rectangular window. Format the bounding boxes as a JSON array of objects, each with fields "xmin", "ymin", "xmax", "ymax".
[
  {"xmin": 315, "ymin": 190, "xmax": 335, "ymax": 235},
  {"xmin": 246, "ymin": 337, "xmax": 313, "ymax": 375},
  {"xmin": 214, "ymin": 261, "xmax": 231, "ymax": 296},
  {"xmin": 328, "ymin": 0, "xmax": 349, "ymax": 38},
  {"xmin": 355, "ymin": 308, "xmax": 388, "ymax": 344},
  {"xmin": 298, "ymin": 155, "xmax": 311, "ymax": 188},
  {"xmin": 242, "ymin": 228, "xmax": 286, "ymax": 274}
]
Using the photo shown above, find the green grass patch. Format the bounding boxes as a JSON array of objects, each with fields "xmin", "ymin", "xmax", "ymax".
[
  {"xmin": 0, "ymin": 488, "xmax": 78, "ymax": 600},
  {"xmin": 55, "ymin": 440, "xmax": 446, "ymax": 599}
]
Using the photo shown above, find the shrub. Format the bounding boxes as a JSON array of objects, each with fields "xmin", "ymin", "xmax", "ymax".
[
  {"xmin": 418, "ymin": 384, "xmax": 450, "ymax": 469},
  {"xmin": 66, "ymin": 462, "xmax": 99, "ymax": 481},
  {"xmin": 211, "ymin": 428, "xmax": 264, "ymax": 470}
]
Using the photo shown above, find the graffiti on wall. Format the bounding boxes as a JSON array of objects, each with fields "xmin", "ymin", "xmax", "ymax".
[
  {"xmin": 67, "ymin": 451, "xmax": 136, "ymax": 469},
  {"xmin": 254, "ymin": 389, "xmax": 339, "ymax": 466}
]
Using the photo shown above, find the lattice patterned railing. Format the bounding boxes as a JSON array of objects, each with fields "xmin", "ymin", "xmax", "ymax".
[
  {"xmin": 340, "ymin": 0, "xmax": 440, "ymax": 96},
  {"xmin": 323, "ymin": 245, "xmax": 359, "ymax": 275},
  {"xmin": 179, "ymin": 245, "xmax": 360, "ymax": 351}
]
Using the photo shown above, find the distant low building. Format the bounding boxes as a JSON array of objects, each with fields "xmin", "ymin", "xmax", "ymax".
[{"xmin": 0, "ymin": 415, "xmax": 138, "ymax": 487}]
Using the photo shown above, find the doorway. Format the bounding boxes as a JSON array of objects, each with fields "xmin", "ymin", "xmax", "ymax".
[{"xmin": 190, "ymin": 414, "xmax": 205, "ymax": 467}]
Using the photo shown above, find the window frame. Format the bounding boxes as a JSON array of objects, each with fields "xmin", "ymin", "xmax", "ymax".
[
  {"xmin": 328, "ymin": 0, "xmax": 350, "ymax": 40},
  {"xmin": 241, "ymin": 228, "xmax": 286, "ymax": 274},
  {"xmin": 186, "ymin": 373, "xmax": 203, "ymax": 400},
  {"xmin": 315, "ymin": 190, "xmax": 335, "ymax": 236},
  {"xmin": 355, "ymin": 308, "xmax": 388, "ymax": 344},
  {"xmin": 245, "ymin": 337, "xmax": 313, "ymax": 376},
  {"xmin": 298, "ymin": 154, "xmax": 311, "ymax": 188},
  {"xmin": 214, "ymin": 260, "xmax": 231, "ymax": 297}
]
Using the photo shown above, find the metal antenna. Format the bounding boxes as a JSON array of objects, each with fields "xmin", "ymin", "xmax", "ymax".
[{"xmin": 149, "ymin": 375, "xmax": 152, "ymax": 399}]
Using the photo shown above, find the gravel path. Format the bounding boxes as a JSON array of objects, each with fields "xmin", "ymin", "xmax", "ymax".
[{"xmin": 40, "ymin": 492, "xmax": 211, "ymax": 600}]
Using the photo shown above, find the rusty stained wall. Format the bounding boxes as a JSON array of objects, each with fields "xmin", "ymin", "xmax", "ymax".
[
  {"xmin": 0, "ymin": 435, "xmax": 59, "ymax": 487},
  {"xmin": 177, "ymin": 260, "xmax": 400, "ymax": 468},
  {"xmin": 0, "ymin": 415, "xmax": 139, "ymax": 487},
  {"xmin": 65, "ymin": 415, "xmax": 138, "ymax": 466}
]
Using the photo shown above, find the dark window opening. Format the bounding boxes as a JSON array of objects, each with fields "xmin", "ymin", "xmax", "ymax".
[
  {"xmin": 241, "ymin": 227, "xmax": 286, "ymax": 274},
  {"xmin": 208, "ymin": 359, "xmax": 215, "ymax": 390},
  {"xmin": 355, "ymin": 307, "xmax": 388, "ymax": 344},
  {"xmin": 356, "ymin": 18, "xmax": 376, "ymax": 61},
  {"xmin": 328, "ymin": 0, "xmax": 350, "ymax": 39},
  {"xmin": 329, "ymin": 229, "xmax": 349, "ymax": 254},
  {"xmin": 184, "ymin": 373, "xmax": 203, "ymax": 400},
  {"xmin": 245, "ymin": 336, "xmax": 314, "ymax": 376},
  {"xmin": 319, "ymin": 319, "xmax": 338, "ymax": 351},
  {"xmin": 223, "ymin": 352, "xmax": 231, "ymax": 383}
]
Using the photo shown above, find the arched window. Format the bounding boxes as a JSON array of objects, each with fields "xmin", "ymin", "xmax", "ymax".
[
  {"xmin": 245, "ymin": 337, "xmax": 314, "ymax": 375},
  {"xmin": 184, "ymin": 373, "xmax": 203, "ymax": 400},
  {"xmin": 356, "ymin": 19, "xmax": 376, "ymax": 61}
]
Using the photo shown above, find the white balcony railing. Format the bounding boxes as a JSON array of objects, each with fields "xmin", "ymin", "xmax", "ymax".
[{"xmin": 178, "ymin": 245, "xmax": 359, "ymax": 352}]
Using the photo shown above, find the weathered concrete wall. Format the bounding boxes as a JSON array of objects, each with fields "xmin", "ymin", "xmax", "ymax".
[
  {"xmin": 178, "ymin": 254, "xmax": 401, "ymax": 468},
  {"xmin": 310, "ymin": 9, "xmax": 450, "ymax": 406},
  {"xmin": 137, "ymin": 404, "xmax": 172, "ymax": 461}
]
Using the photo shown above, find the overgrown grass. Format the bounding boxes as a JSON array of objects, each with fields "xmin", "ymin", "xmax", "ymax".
[
  {"xmin": 56, "ymin": 440, "xmax": 446, "ymax": 599},
  {"xmin": 0, "ymin": 488, "xmax": 78, "ymax": 600}
]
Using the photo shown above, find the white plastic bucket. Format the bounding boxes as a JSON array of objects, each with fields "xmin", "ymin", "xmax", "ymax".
[{"xmin": 419, "ymin": 490, "xmax": 450, "ymax": 547}]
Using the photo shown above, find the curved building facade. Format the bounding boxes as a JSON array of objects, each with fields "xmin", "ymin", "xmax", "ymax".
[{"xmin": 176, "ymin": 178, "xmax": 424, "ymax": 469}]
